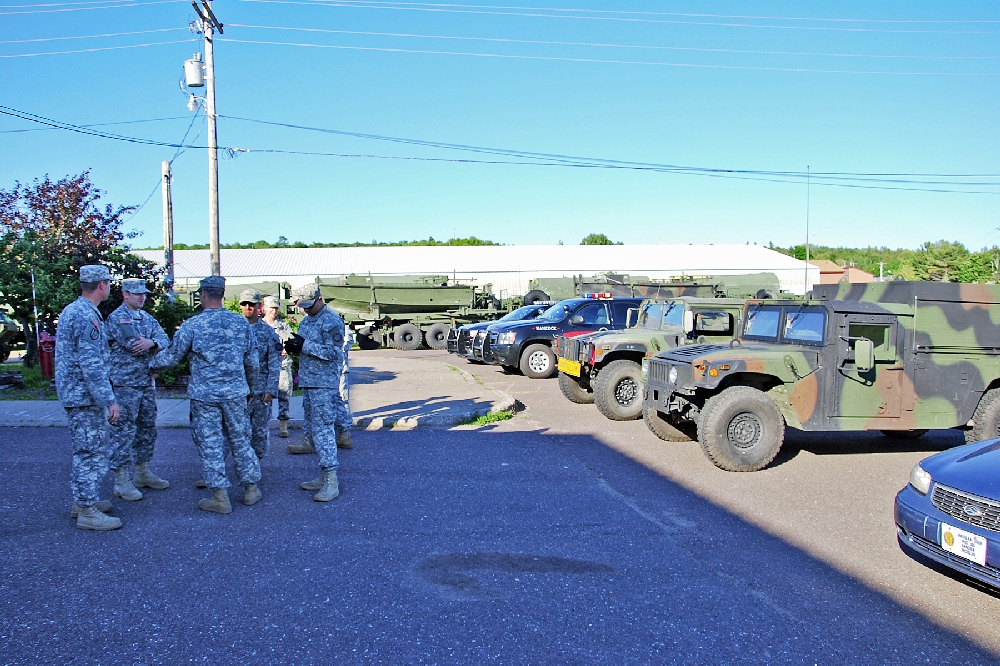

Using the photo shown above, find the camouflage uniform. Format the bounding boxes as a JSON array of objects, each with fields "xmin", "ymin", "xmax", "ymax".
[
  {"xmin": 55, "ymin": 281, "xmax": 116, "ymax": 508},
  {"xmin": 151, "ymin": 300, "xmax": 260, "ymax": 490},
  {"xmin": 296, "ymin": 300, "xmax": 346, "ymax": 471},
  {"xmin": 338, "ymin": 326, "xmax": 354, "ymax": 431},
  {"xmin": 105, "ymin": 298, "xmax": 169, "ymax": 470},
  {"xmin": 263, "ymin": 299, "xmax": 294, "ymax": 422},
  {"xmin": 244, "ymin": 299, "xmax": 282, "ymax": 458}
]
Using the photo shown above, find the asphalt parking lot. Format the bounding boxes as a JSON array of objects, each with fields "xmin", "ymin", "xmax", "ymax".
[{"xmin": 2, "ymin": 349, "xmax": 1000, "ymax": 663}]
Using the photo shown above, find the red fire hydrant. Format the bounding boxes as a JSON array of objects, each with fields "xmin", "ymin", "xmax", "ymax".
[{"xmin": 38, "ymin": 331, "xmax": 56, "ymax": 380}]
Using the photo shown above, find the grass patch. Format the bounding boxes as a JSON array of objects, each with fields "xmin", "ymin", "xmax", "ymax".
[
  {"xmin": 20, "ymin": 365, "xmax": 49, "ymax": 390},
  {"xmin": 460, "ymin": 407, "xmax": 516, "ymax": 427}
]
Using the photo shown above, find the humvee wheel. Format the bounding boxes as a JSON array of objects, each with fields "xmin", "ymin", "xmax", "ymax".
[
  {"xmin": 967, "ymin": 388, "xmax": 1000, "ymax": 444},
  {"xmin": 558, "ymin": 372, "xmax": 593, "ymax": 404},
  {"xmin": 643, "ymin": 406, "xmax": 694, "ymax": 442},
  {"xmin": 698, "ymin": 387, "xmax": 785, "ymax": 472},
  {"xmin": 881, "ymin": 429, "xmax": 928, "ymax": 440},
  {"xmin": 393, "ymin": 323, "xmax": 422, "ymax": 351},
  {"xmin": 425, "ymin": 323, "xmax": 451, "ymax": 350},
  {"xmin": 593, "ymin": 359, "xmax": 643, "ymax": 421},
  {"xmin": 520, "ymin": 344, "xmax": 555, "ymax": 379}
]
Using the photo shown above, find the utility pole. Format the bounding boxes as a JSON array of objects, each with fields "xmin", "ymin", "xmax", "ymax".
[
  {"xmin": 191, "ymin": 0, "xmax": 223, "ymax": 275},
  {"xmin": 161, "ymin": 161, "xmax": 175, "ymax": 300}
]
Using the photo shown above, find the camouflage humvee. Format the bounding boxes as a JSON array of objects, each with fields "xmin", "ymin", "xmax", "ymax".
[
  {"xmin": 556, "ymin": 298, "xmax": 747, "ymax": 422},
  {"xmin": 0, "ymin": 310, "xmax": 23, "ymax": 363},
  {"xmin": 643, "ymin": 282, "xmax": 1000, "ymax": 472}
]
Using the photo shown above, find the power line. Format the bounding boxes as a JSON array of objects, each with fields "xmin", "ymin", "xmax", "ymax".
[
  {"xmin": 0, "ymin": 0, "xmax": 183, "ymax": 15},
  {"xmin": 218, "ymin": 37, "xmax": 1000, "ymax": 77},
  {"xmin": 0, "ymin": 38, "xmax": 194, "ymax": 58},
  {"xmin": 226, "ymin": 24, "xmax": 1000, "ymax": 61},
  {"xmin": 0, "ymin": 115, "xmax": 191, "ymax": 133},
  {"xmin": 0, "ymin": 27, "xmax": 185, "ymax": 44},
  {"xmin": 235, "ymin": 0, "xmax": 1000, "ymax": 35}
]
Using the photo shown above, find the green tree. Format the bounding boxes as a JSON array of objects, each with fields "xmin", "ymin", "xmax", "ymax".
[
  {"xmin": 580, "ymin": 233, "xmax": 622, "ymax": 245},
  {"xmin": 910, "ymin": 240, "xmax": 969, "ymax": 282}
]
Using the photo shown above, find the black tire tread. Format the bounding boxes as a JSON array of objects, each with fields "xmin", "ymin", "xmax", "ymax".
[
  {"xmin": 425, "ymin": 323, "xmax": 451, "ymax": 350},
  {"xmin": 519, "ymin": 343, "xmax": 555, "ymax": 379},
  {"xmin": 393, "ymin": 323, "xmax": 422, "ymax": 351},
  {"xmin": 643, "ymin": 406, "xmax": 694, "ymax": 442},
  {"xmin": 593, "ymin": 359, "xmax": 643, "ymax": 421},
  {"xmin": 967, "ymin": 388, "xmax": 1000, "ymax": 444},
  {"xmin": 558, "ymin": 372, "xmax": 594, "ymax": 404},
  {"xmin": 697, "ymin": 386, "xmax": 784, "ymax": 472}
]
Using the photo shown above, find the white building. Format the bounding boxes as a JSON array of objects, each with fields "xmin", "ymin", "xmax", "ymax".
[{"xmin": 135, "ymin": 244, "xmax": 820, "ymax": 295}]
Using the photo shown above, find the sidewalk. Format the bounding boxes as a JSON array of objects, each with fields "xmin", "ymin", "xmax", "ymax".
[{"xmin": 0, "ymin": 354, "xmax": 515, "ymax": 429}]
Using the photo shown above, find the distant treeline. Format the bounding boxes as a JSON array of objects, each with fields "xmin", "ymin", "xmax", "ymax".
[
  {"xmin": 137, "ymin": 236, "xmax": 502, "ymax": 250},
  {"xmin": 771, "ymin": 240, "xmax": 999, "ymax": 283}
]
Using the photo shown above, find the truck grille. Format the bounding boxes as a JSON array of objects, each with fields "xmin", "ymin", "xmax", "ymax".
[
  {"xmin": 932, "ymin": 484, "xmax": 1000, "ymax": 532},
  {"xmin": 649, "ymin": 360, "xmax": 671, "ymax": 384}
]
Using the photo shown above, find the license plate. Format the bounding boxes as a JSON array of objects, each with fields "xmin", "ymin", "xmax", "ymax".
[
  {"xmin": 940, "ymin": 522, "xmax": 988, "ymax": 566},
  {"xmin": 558, "ymin": 358, "xmax": 581, "ymax": 377}
]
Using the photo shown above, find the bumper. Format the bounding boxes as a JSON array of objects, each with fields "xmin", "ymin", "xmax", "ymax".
[
  {"xmin": 491, "ymin": 343, "xmax": 519, "ymax": 367},
  {"xmin": 895, "ymin": 486, "xmax": 1000, "ymax": 589}
]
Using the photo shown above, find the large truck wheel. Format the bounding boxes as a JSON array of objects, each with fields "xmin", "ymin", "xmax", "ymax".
[
  {"xmin": 520, "ymin": 343, "xmax": 555, "ymax": 379},
  {"xmin": 356, "ymin": 334, "xmax": 381, "ymax": 350},
  {"xmin": 593, "ymin": 359, "xmax": 643, "ymax": 421},
  {"xmin": 393, "ymin": 323, "xmax": 422, "ymax": 351},
  {"xmin": 558, "ymin": 372, "xmax": 593, "ymax": 404},
  {"xmin": 524, "ymin": 290, "xmax": 549, "ymax": 305},
  {"xmin": 967, "ymin": 388, "xmax": 1000, "ymax": 444},
  {"xmin": 424, "ymin": 323, "xmax": 450, "ymax": 350},
  {"xmin": 697, "ymin": 386, "xmax": 785, "ymax": 472},
  {"xmin": 643, "ymin": 406, "xmax": 694, "ymax": 442}
]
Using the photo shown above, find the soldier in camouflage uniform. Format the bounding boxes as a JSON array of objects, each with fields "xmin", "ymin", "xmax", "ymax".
[
  {"xmin": 284, "ymin": 283, "xmax": 346, "ymax": 501},
  {"xmin": 55, "ymin": 265, "xmax": 122, "ymax": 530},
  {"xmin": 106, "ymin": 278, "xmax": 171, "ymax": 502},
  {"xmin": 239, "ymin": 289, "xmax": 282, "ymax": 459},
  {"xmin": 262, "ymin": 296, "xmax": 293, "ymax": 438},
  {"xmin": 151, "ymin": 276, "xmax": 262, "ymax": 513}
]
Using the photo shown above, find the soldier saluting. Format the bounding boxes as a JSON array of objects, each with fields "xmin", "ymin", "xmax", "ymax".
[
  {"xmin": 151, "ymin": 276, "xmax": 262, "ymax": 514},
  {"xmin": 55, "ymin": 265, "xmax": 122, "ymax": 531},
  {"xmin": 105, "ymin": 278, "xmax": 171, "ymax": 502}
]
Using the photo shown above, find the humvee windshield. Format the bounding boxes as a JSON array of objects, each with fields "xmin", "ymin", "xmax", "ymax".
[{"xmin": 639, "ymin": 302, "xmax": 663, "ymax": 329}]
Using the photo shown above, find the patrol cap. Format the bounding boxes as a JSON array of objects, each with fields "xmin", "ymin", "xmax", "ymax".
[
  {"xmin": 198, "ymin": 275, "xmax": 226, "ymax": 291},
  {"xmin": 239, "ymin": 289, "xmax": 261, "ymax": 304},
  {"xmin": 121, "ymin": 278, "xmax": 151, "ymax": 294},
  {"xmin": 79, "ymin": 265, "xmax": 111, "ymax": 282},
  {"xmin": 292, "ymin": 283, "xmax": 322, "ymax": 309},
  {"xmin": 262, "ymin": 296, "xmax": 280, "ymax": 308}
]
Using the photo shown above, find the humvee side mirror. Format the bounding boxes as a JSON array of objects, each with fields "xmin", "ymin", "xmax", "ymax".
[
  {"xmin": 855, "ymin": 338, "xmax": 875, "ymax": 372},
  {"xmin": 683, "ymin": 310, "xmax": 694, "ymax": 333},
  {"xmin": 569, "ymin": 314, "xmax": 585, "ymax": 326},
  {"xmin": 626, "ymin": 308, "xmax": 638, "ymax": 328}
]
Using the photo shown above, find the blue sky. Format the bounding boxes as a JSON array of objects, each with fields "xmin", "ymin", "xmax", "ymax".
[{"xmin": 1, "ymin": 1, "xmax": 998, "ymax": 250}]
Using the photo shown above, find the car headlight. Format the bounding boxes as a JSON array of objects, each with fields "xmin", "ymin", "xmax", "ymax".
[
  {"xmin": 668, "ymin": 366, "xmax": 678, "ymax": 384},
  {"xmin": 641, "ymin": 358, "xmax": 649, "ymax": 380},
  {"xmin": 909, "ymin": 464, "xmax": 932, "ymax": 495},
  {"xmin": 498, "ymin": 331, "xmax": 516, "ymax": 345}
]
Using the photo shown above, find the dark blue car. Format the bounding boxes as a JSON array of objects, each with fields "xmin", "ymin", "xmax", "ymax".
[{"xmin": 895, "ymin": 438, "xmax": 1000, "ymax": 589}]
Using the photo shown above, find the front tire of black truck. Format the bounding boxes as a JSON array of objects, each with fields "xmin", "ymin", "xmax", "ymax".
[
  {"xmin": 520, "ymin": 344, "xmax": 556, "ymax": 379},
  {"xmin": 558, "ymin": 372, "xmax": 594, "ymax": 404},
  {"xmin": 698, "ymin": 386, "xmax": 785, "ymax": 472},
  {"xmin": 967, "ymin": 388, "xmax": 1000, "ymax": 444},
  {"xmin": 593, "ymin": 359, "xmax": 643, "ymax": 421}
]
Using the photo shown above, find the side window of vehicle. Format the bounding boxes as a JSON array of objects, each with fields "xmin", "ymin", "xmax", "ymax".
[
  {"xmin": 614, "ymin": 301, "xmax": 642, "ymax": 326},
  {"xmin": 576, "ymin": 303, "xmax": 609, "ymax": 326},
  {"xmin": 783, "ymin": 310, "xmax": 826, "ymax": 344},
  {"xmin": 848, "ymin": 323, "xmax": 894, "ymax": 361},
  {"xmin": 694, "ymin": 311, "xmax": 732, "ymax": 335}
]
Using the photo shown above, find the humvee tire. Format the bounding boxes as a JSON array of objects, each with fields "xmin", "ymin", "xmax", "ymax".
[
  {"xmin": 881, "ymin": 429, "xmax": 928, "ymax": 440},
  {"xmin": 593, "ymin": 359, "xmax": 643, "ymax": 421},
  {"xmin": 698, "ymin": 386, "xmax": 785, "ymax": 472},
  {"xmin": 643, "ymin": 406, "xmax": 694, "ymax": 442},
  {"xmin": 425, "ymin": 323, "xmax": 450, "ymax": 350},
  {"xmin": 558, "ymin": 372, "xmax": 593, "ymax": 404},
  {"xmin": 967, "ymin": 388, "xmax": 1000, "ymax": 444},
  {"xmin": 520, "ymin": 343, "xmax": 555, "ymax": 379},
  {"xmin": 356, "ymin": 334, "xmax": 380, "ymax": 350},
  {"xmin": 394, "ymin": 323, "xmax": 422, "ymax": 351}
]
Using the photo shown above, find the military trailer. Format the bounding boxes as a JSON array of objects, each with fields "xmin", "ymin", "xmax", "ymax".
[
  {"xmin": 318, "ymin": 274, "xmax": 511, "ymax": 351},
  {"xmin": 556, "ymin": 298, "xmax": 748, "ymax": 421},
  {"xmin": 643, "ymin": 282, "xmax": 1000, "ymax": 472},
  {"xmin": 525, "ymin": 272, "xmax": 785, "ymax": 305}
]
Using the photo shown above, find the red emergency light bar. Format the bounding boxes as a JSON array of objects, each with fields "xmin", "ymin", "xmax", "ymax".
[{"xmin": 582, "ymin": 292, "xmax": 613, "ymax": 299}]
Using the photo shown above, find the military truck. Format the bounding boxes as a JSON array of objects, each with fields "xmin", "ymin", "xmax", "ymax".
[
  {"xmin": 0, "ymin": 310, "xmax": 23, "ymax": 363},
  {"xmin": 524, "ymin": 272, "xmax": 785, "ymax": 304},
  {"xmin": 557, "ymin": 298, "xmax": 748, "ymax": 421},
  {"xmin": 174, "ymin": 281, "xmax": 292, "ymax": 311},
  {"xmin": 643, "ymin": 282, "xmax": 1000, "ymax": 472},
  {"xmin": 318, "ymin": 274, "xmax": 511, "ymax": 351}
]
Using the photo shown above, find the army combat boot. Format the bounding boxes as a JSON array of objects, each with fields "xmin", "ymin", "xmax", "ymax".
[
  {"xmin": 70, "ymin": 500, "xmax": 112, "ymax": 518},
  {"xmin": 286, "ymin": 432, "xmax": 314, "ymax": 455},
  {"xmin": 113, "ymin": 467, "xmax": 143, "ymax": 501},
  {"xmin": 300, "ymin": 473, "xmax": 323, "ymax": 491},
  {"xmin": 198, "ymin": 488, "xmax": 232, "ymax": 514},
  {"xmin": 76, "ymin": 505, "xmax": 122, "ymax": 530},
  {"xmin": 134, "ymin": 462, "xmax": 170, "ymax": 490},
  {"xmin": 313, "ymin": 469, "xmax": 340, "ymax": 502},
  {"xmin": 336, "ymin": 430, "xmax": 353, "ymax": 450},
  {"xmin": 243, "ymin": 484, "xmax": 262, "ymax": 506},
  {"xmin": 279, "ymin": 420, "xmax": 289, "ymax": 438}
]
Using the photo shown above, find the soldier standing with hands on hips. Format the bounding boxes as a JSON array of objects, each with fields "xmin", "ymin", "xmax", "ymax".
[
  {"xmin": 105, "ymin": 278, "xmax": 171, "ymax": 502},
  {"xmin": 239, "ymin": 289, "xmax": 282, "ymax": 461},
  {"xmin": 262, "ymin": 295, "xmax": 293, "ymax": 438},
  {"xmin": 55, "ymin": 265, "xmax": 122, "ymax": 531},
  {"xmin": 151, "ymin": 276, "xmax": 262, "ymax": 514},
  {"xmin": 284, "ymin": 283, "xmax": 348, "ymax": 501}
]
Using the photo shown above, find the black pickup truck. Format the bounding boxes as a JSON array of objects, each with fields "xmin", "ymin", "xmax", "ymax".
[{"xmin": 488, "ymin": 296, "xmax": 643, "ymax": 379}]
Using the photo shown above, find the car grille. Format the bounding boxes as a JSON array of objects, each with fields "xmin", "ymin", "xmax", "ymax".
[
  {"xmin": 932, "ymin": 484, "xmax": 1000, "ymax": 532},
  {"xmin": 648, "ymin": 361, "xmax": 671, "ymax": 384},
  {"xmin": 489, "ymin": 331, "xmax": 499, "ymax": 345},
  {"xmin": 907, "ymin": 533, "xmax": 1000, "ymax": 585}
]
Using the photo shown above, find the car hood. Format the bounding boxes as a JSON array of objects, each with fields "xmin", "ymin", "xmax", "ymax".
[{"xmin": 921, "ymin": 438, "xmax": 1000, "ymax": 499}]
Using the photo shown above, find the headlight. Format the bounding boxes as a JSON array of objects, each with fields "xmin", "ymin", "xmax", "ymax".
[
  {"xmin": 641, "ymin": 358, "xmax": 649, "ymax": 380},
  {"xmin": 668, "ymin": 366, "xmax": 678, "ymax": 384},
  {"xmin": 909, "ymin": 464, "xmax": 932, "ymax": 495},
  {"xmin": 498, "ymin": 331, "xmax": 516, "ymax": 345}
]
